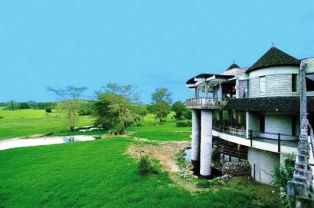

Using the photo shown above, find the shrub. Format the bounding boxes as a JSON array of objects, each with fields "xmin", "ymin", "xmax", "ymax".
[
  {"xmin": 0, "ymin": 115, "xmax": 4, "ymax": 119},
  {"xmin": 273, "ymin": 155, "xmax": 295, "ymax": 191},
  {"xmin": 138, "ymin": 154, "xmax": 151, "ymax": 175},
  {"xmin": 45, "ymin": 108, "xmax": 52, "ymax": 113},
  {"xmin": 273, "ymin": 154, "xmax": 295, "ymax": 206},
  {"xmin": 176, "ymin": 121, "xmax": 192, "ymax": 127},
  {"xmin": 211, "ymin": 146, "xmax": 221, "ymax": 166},
  {"xmin": 138, "ymin": 154, "xmax": 158, "ymax": 176}
]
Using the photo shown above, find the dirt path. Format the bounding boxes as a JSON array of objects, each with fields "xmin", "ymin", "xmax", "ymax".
[
  {"xmin": 128, "ymin": 141, "xmax": 210, "ymax": 192},
  {"xmin": 0, "ymin": 135, "xmax": 96, "ymax": 151}
]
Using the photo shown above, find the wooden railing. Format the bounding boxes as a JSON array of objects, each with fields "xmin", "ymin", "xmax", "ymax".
[
  {"xmin": 213, "ymin": 126, "xmax": 246, "ymax": 138},
  {"xmin": 186, "ymin": 98, "xmax": 228, "ymax": 109}
]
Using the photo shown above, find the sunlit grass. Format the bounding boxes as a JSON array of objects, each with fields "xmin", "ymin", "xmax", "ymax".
[
  {"xmin": 0, "ymin": 109, "xmax": 94, "ymax": 139},
  {"xmin": 0, "ymin": 139, "xmax": 282, "ymax": 208},
  {"xmin": 128, "ymin": 113, "xmax": 191, "ymax": 141}
]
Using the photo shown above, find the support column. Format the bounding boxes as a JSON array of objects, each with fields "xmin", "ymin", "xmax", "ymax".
[
  {"xmin": 191, "ymin": 109, "xmax": 200, "ymax": 173},
  {"xmin": 246, "ymin": 111, "xmax": 249, "ymax": 139},
  {"xmin": 200, "ymin": 110, "xmax": 213, "ymax": 177}
]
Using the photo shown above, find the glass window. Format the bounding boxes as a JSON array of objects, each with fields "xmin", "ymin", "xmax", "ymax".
[
  {"xmin": 292, "ymin": 74, "xmax": 297, "ymax": 92},
  {"xmin": 306, "ymin": 74, "xmax": 314, "ymax": 91},
  {"xmin": 259, "ymin": 76, "xmax": 266, "ymax": 93},
  {"xmin": 239, "ymin": 80, "xmax": 248, "ymax": 98},
  {"xmin": 259, "ymin": 114, "xmax": 265, "ymax": 132}
]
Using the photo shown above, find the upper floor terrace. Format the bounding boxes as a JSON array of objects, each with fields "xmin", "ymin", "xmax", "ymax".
[{"xmin": 186, "ymin": 48, "xmax": 314, "ymax": 110}]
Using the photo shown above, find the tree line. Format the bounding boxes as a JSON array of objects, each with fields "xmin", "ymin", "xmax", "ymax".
[{"xmin": 1, "ymin": 83, "xmax": 191, "ymax": 134}]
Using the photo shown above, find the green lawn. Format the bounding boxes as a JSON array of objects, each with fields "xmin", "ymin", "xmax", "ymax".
[
  {"xmin": 0, "ymin": 110, "xmax": 283, "ymax": 207},
  {"xmin": 0, "ymin": 109, "xmax": 94, "ymax": 139},
  {"xmin": 128, "ymin": 113, "xmax": 191, "ymax": 141},
  {"xmin": 0, "ymin": 139, "xmax": 282, "ymax": 208}
]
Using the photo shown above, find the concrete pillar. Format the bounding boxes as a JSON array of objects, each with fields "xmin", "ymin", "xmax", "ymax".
[
  {"xmin": 236, "ymin": 79, "xmax": 239, "ymax": 98},
  {"xmin": 200, "ymin": 110, "xmax": 213, "ymax": 177},
  {"xmin": 246, "ymin": 111, "xmax": 249, "ymax": 138},
  {"xmin": 191, "ymin": 109, "xmax": 200, "ymax": 172}
]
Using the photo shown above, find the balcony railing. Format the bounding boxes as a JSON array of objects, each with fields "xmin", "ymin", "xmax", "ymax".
[
  {"xmin": 213, "ymin": 126, "xmax": 298, "ymax": 153},
  {"xmin": 213, "ymin": 126, "xmax": 246, "ymax": 138},
  {"xmin": 186, "ymin": 98, "xmax": 228, "ymax": 109}
]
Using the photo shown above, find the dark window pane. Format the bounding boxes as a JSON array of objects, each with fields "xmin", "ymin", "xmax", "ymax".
[
  {"xmin": 259, "ymin": 115, "xmax": 265, "ymax": 132},
  {"xmin": 306, "ymin": 74, "xmax": 314, "ymax": 91},
  {"xmin": 292, "ymin": 74, "xmax": 297, "ymax": 92}
]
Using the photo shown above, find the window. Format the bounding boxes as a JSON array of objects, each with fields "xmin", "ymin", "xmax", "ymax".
[
  {"xmin": 259, "ymin": 115, "xmax": 265, "ymax": 132},
  {"xmin": 259, "ymin": 76, "xmax": 266, "ymax": 93},
  {"xmin": 292, "ymin": 74, "xmax": 297, "ymax": 92},
  {"xmin": 291, "ymin": 116, "xmax": 297, "ymax": 136},
  {"xmin": 306, "ymin": 74, "xmax": 314, "ymax": 91},
  {"xmin": 239, "ymin": 80, "xmax": 249, "ymax": 98}
]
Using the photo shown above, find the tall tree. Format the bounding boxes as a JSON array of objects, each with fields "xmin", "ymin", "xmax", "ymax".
[
  {"xmin": 95, "ymin": 92, "xmax": 134, "ymax": 134},
  {"xmin": 48, "ymin": 86, "xmax": 87, "ymax": 131},
  {"xmin": 102, "ymin": 83, "xmax": 139, "ymax": 102},
  {"xmin": 151, "ymin": 88, "xmax": 172, "ymax": 124}
]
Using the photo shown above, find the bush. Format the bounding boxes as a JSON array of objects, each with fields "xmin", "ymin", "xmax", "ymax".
[
  {"xmin": 45, "ymin": 108, "xmax": 52, "ymax": 113},
  {"xmin": 176, "ymin": 121, "xmax": 192, "ymax": 127},
  {"xmin": 138, "ymin": 155, "xmax": 151, "ymax": 175},
  {"xmin": 138, "ymin": 154, "xmax": 158, "ymax": 175},
  {"xmin": 273, "ymin": 155, "xmax": 295, "ymax": 191},
  {"xmin": 211, "ymin": 146, "xmax": 221, "ymax": 166},
  {"xmin": 0, "ymin": 115, "xmax": 4, "ymax": 119}
]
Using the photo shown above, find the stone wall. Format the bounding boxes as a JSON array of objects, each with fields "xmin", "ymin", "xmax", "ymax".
[{"xmin": 222, "ymin": 161, "xmax": 251, "ymax": 176}]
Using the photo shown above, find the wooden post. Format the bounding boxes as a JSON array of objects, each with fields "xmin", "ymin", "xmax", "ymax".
[
  {"xmin": 249, "ymin": 130, "xmax": 253, "ymax": 147},
  {"xmin": 277, "ymin": 133, "xmax": 281, "ymax": 153}
]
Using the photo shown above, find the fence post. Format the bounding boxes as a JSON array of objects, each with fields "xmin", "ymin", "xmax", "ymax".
[
  {"xmin": 278, "ymin": 133, "xmax": 281, "ymax": 153},
  {"xmin": 249, "ymin": 130, "xmax": 253, "ymax": 147}
]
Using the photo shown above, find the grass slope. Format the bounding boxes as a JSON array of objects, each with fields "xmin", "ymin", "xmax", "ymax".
[
  {"xmin": 0, "ymin": 109, "xmax": 94, "ymax": 139},
  {"xmin": 0, "ymin": 139, "xmax": 282, "ymax": 208}
]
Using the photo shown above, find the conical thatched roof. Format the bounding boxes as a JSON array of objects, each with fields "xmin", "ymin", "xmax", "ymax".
[{"xmin": 247, "ymin": 47, "xmax": 300, "ymax": 72}]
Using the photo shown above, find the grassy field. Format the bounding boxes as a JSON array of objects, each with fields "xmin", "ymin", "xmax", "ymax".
[
  {"xmin": 0, "ymin": 109, "xmax": 94, "ymax": 139},
  {"xmin": 0, "ymin": 139, "xmax": 282, "ymax": 208},
  {"xmin": 128, "ymin": 113, "xmax": 191, "ymax": 141},
  {"xmin": 0, "ymin": 109, "xmax": 283, "ymax": 207}
]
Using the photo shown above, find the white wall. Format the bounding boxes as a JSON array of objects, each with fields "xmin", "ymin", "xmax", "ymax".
[
  {"xmin": 248, "ymin": 147, "xmax": 280, "ymax": 184},
  {"xmin": 265, "ymin": 114, "xmax": 291, "ymax": 135},
  {"xmin": 248, "ymin": 66, "xmax": 300, "ymax": 98}
]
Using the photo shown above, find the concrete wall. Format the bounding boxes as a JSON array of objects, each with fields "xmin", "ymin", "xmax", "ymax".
[
  {"xmin": 248, "ymin": 66, "xmax": 299, "ymax": 98},
  {"xmin": 248, "ymin": 147, "xmax": 280, "ymax": 184},
  {"xmin": 265, "ymin": 114, "xmax": 291, "ymax": 137}
]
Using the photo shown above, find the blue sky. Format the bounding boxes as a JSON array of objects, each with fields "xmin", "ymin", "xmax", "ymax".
[{"xmin": 0, "ymin": 0, "xmax": 313, "ymax": 103}]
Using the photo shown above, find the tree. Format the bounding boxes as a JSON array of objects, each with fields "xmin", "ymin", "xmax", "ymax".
[
  {"xmin": 48, "ymin": 86, "xmax": 87, "ymax": 131},
  {"xmin": 95, "ymin": 92, "xmax": 133, "ymax": 134},
  {"xmin": 132, "ymin": 104, "xmax": 148, "ymax": 126},
  {"xmin": 172, "ymin": 101, "xmax": 186, "ymax": 120},
  {"xmin": 151, "ymin": 88, "xmax": 172, "ymax": 124},
  {"xmin": 102, "ymin": 83, "xmax": 139, "ymax": 102}
]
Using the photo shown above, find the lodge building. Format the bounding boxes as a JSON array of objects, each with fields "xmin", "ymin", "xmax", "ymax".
[{"xmin": 186, "ymin": 47, "xmax": 314, "ymax": 184}]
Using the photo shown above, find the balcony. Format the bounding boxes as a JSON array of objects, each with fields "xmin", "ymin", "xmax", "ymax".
[
  {"xmin": 212, "ymin": 125, "xmax": 298, "ymax": 153},
  {"xmin": 186, "ymin": 98, "xmax": 228, "ymax": 109}
]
